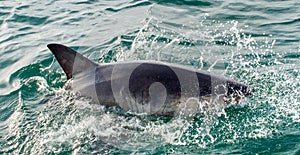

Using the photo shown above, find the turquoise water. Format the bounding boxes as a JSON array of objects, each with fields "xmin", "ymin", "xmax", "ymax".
[{"xmin": 0, "ymin": 0, "xmax": 300, "ymax": 154}]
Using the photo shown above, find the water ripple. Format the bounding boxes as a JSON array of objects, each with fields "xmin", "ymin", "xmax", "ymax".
[{"xmin": 0, "ymin": 0, "xmax": 300, "ymax": 154}]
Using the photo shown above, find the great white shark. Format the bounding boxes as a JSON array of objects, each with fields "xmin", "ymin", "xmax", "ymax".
[{"xmin": 47, "ymin": 44, "xmax": 253, "ymax": 116}]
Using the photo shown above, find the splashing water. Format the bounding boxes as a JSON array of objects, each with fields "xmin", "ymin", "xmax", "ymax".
[{"xmin": 1, "ymin": 1, "xmax": 300, "ymax": 154}]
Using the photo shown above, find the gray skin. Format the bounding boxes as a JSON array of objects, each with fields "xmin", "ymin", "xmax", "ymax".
[{"xmin": 48, "ymin": 44, "xmax": 253, "ymax": 116}]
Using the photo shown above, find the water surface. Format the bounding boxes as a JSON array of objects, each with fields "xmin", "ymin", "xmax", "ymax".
[{"xmin": 0, "ymin": 0, "xmax": 299, "ymax": 154}]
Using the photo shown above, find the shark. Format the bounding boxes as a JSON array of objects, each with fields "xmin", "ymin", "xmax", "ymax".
[{"xmin": 47, "ymin": 44, "xmax": 253, "ymax": 116}]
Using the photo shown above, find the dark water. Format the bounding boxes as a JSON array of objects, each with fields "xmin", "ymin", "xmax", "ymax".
[{"xmin": 0, "ymin": 0, "xmax": 300, "ymax": 154}]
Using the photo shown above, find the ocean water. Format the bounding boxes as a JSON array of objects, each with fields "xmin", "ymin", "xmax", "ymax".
[{"xmin": 0, "ymin": 0, "xmax": 300, "ymax": 154}]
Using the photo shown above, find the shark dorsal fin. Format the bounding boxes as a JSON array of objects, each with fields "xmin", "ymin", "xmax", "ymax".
[{"xmin": 47, "ymin": 44, "xmax": 98, "ymax": 79}]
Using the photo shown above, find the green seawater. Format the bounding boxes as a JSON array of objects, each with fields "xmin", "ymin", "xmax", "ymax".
[{"xmin": 0, "ymin": 0, "xmax": 299, "ymax": 154}]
